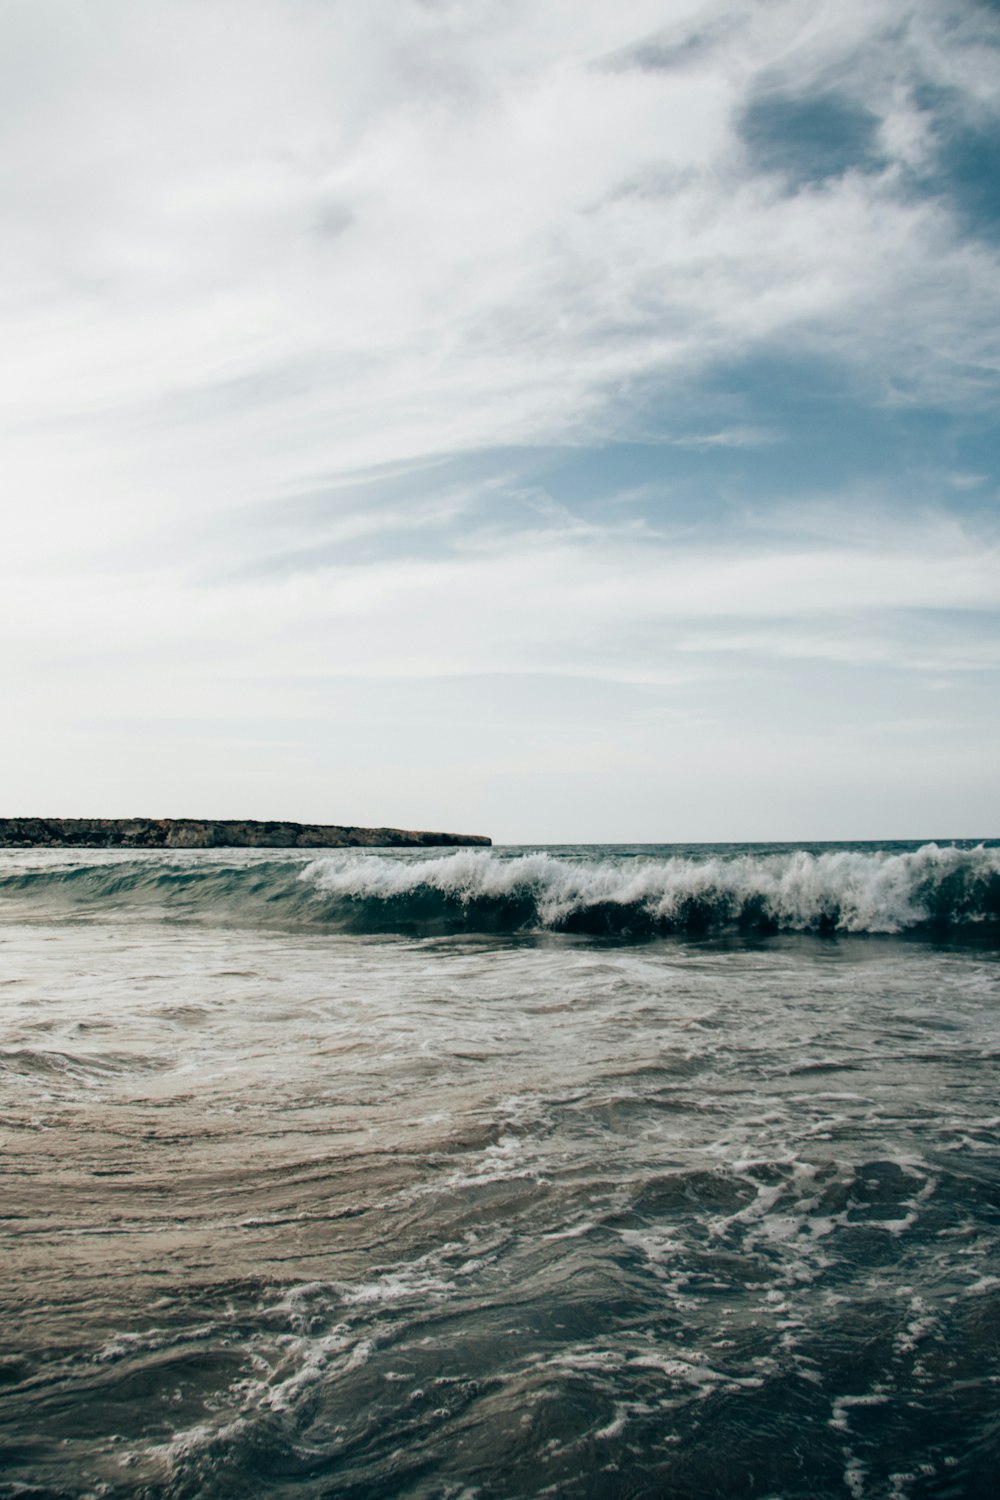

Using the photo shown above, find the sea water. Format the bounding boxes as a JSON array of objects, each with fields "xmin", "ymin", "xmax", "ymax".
[{"xmin": 0, "ymin": 842, "xmax": 998, "ymax": 1499}]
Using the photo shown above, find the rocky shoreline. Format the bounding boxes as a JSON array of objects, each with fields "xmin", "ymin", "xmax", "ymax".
[{"xmin": 0, "ymin": 818, "xmax": 491, "ymax": 849}]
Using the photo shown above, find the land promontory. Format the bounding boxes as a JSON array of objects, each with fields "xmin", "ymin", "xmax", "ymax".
[{"xmin": 0, "ymin": 818, "xmax": 491, "ymax": 849}]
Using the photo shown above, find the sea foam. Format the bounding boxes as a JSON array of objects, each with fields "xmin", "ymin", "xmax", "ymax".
[
  {"xmin": 0, "ymin": 842, "xmax": 996, "ymax": 937},
  {"xmin": 302, "ymin": 842, "xmax": 1000, "ymax": 937}
]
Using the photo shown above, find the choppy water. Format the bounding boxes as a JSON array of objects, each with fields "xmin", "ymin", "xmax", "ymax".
[{"xmin": 1, "ymin": 842, "xmax": 998, "ymax": 1499}]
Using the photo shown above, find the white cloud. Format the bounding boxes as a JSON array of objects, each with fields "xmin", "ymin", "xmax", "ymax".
[
  {"xmin": 3, "ymin": 512, "xmax": 996, "ymax": 699},
  {"xmin": 1, "ymin": 1, "xmax": 997, "ymax": 497},
  {"xmin": 0, "ymin": 0, "xmax": 997, "ymax": 835}
]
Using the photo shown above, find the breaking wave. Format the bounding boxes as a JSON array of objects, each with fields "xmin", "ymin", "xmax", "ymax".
[
  {"xmin": 303, "ymin": 843, "xmax": 1000, "ymax": 937},
  {"xmin": 1, "ymin": 842, "xmax": 998, "ymax": 939}
]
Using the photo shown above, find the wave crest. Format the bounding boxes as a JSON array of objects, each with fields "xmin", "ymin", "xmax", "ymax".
[
  {"xmin": 302, "ymin": 843, "xmax": 1000, "ymax": 938},
  {"xmin": 0, "ymin": 844, "xmax": 997, "ymax": 939}
]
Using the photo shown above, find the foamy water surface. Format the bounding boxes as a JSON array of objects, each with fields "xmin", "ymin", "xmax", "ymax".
[{"xmin": 0, "ymin": 842, "xmax": 998, "ymax": 1498}]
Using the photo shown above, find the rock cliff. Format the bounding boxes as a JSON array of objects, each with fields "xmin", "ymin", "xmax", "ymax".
[{"xmin": 0, "ymin": 817, "xmax": 491, "ymax": 849}]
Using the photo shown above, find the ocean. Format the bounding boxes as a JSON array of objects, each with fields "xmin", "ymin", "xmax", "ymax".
[{"xmin": 1, "ymin": 840, "xmax": 998, "ymax": 1500}]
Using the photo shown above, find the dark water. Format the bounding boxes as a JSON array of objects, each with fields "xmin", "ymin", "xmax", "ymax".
[{"xmin": 1, "ymin": 842, "xmax": 998, "ymax": 1499}]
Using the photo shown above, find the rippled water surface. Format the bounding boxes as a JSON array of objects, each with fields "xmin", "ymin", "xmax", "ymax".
[{"xmin": 1, "ymin": 844, "xmax": 999, "ymax": 1499}]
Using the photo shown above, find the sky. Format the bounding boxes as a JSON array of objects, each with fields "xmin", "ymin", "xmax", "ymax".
[{"xmin": 1, "ymin": 0, "xmax": 998, "ymax": 843}]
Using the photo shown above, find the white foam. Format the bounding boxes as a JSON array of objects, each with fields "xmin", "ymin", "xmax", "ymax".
[
  {"xmin": 302, "ymin": 842, "xmax": 1000, "ymax": 934},
  {"xmin": 830, "ymin": 1392, "xmax": 890, "ymax": 1431}
]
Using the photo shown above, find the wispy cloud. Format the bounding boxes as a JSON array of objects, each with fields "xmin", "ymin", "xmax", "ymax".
[{"xmin": 0, "ymin": 0, "xmax": 997, "ymax": 835}]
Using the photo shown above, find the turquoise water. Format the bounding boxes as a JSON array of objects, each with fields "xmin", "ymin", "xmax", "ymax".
[{"xmin": 1, "ymin": 843, "xmax": 998, "ymax": 1498}]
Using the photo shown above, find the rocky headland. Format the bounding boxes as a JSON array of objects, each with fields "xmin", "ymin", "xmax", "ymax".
[{"xmin": 0, "ymin": 818, "xmax": 491, "ymax": 849}]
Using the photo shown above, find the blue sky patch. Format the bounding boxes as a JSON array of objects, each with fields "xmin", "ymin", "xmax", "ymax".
[{"xmin": 738, "ymin": 92, "xmax": 884, "ymax": 187}]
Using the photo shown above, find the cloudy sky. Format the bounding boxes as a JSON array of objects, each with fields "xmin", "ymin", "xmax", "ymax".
[{"xmin": 2, "ymin": 0, "xmax": 998, "ymax": 841}]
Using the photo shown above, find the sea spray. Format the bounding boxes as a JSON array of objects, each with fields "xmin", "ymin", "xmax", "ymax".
[
  {"xmin": 306, "ymin": 841, "xmax": 1000, "ymax": 934},
  {"xmin": 1, "ymin": 840, "xmax": 998, "ymax": 1498},
  {"xmin": 1, "ymin": 841, "xmax": 998, "ymax": 936}
]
